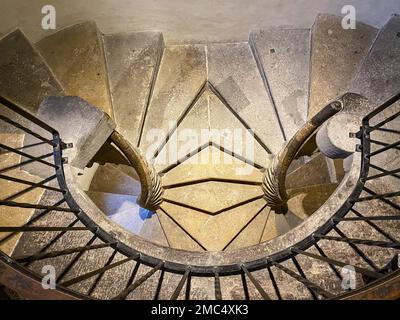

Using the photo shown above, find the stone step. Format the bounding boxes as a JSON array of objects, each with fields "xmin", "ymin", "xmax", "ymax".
[
  {"xmin": 274, "ymin": 210, "xmax": 304, "ymax": 235},
  {"xmin": 140, "ymin": 42, "xmax": 285, "ymax": 165},
  {"xmin": 224, "ymin": 207, "xmax": 272, "ymax": 250},
  {"xmin": 156, "ymin": 208, "xmax": 204, "ymax": 252},
  {"xmin": 250, "ymin": 28, "xmax": 310, "ymax": 140},
  {"xmin": 159, "ymin": 197, "xmax": 267, "ymax": 251},
  {"xmin": 86, "ymin": 191, "xmax": 168, "ymax": 246},
  {"xmin": 161, "ymin": 146, "xmax": 263, "ymax": 188},
  {"xmin": 351, "ymin": 14, "xmax": 400, "ymax": 108},
  {"xmin": 0, "ymin": 133, "xmax": 24, "ymax": 170},
  {"xmin": 36, "ymin": 21, "xmax": 113, "ymax": 117},
  {"xmin": 207, "ymin": 42, "xmax": 285, "ymax": 154},
  {"xmin": 139, "ymin": 44, "xmax": 207, "ymax": 154},
  {"xmin": 89, "ymin": 163, "xmax": 141, "ymax": 196},
  {"xmin": 0, "ymin": 133, "xmax": 44, "ymax": 255},
  {"xmin": 0, "ymin": 29, "xmax": 64, "ymax": 132},
  {"xmin": 152, "ymin": 84, "xmax": 272, "ymax": 171},
  {"xmin": 350, "ymin": 14, "xmax": 400, "ymax": 185},
  {"xmin": 286, "ymin": 153, "xmax": 337, "ymax": 190},
  {"xmin": 287, "ymin": 183, "xmax": 339, "ymax": 220},
  {"xmin": 163, "ymin": 181, "xmax": 264, "ymax": 214},
  {"xmin": 308, "ymin": 14, "xmax": 378, "ymax": 118},
  {"xmin": 103, "ymin": 31, "xmax": 164, "ymax": 146},
  {"xmin": 0, "ymin": 169, "xmax": 45, "ymax": 255}
]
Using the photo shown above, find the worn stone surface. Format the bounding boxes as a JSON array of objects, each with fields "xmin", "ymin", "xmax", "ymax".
[
  {"xmin": 270, "ymin": 260, "xmax": 313, "ymax": 299},
  {"xmin": 352, "ymin": 15, "xmax": 400, "ymax": 107},
  {"xmin": 161, "ymin": 147, "xmax": 263, "ymax": 187},
  {"xmin": 139, "ymin": 44, "xmax": 207, "ymax": 154},
  {"xmin": 11, "ymin": 190, "xmax": 93, "ymax": 288},
  {"xmin": 207, "ymin": 42, "xmax": 285, "ymax": 154},
  {"xmin": 250, "ymin": 28, "xmax": 310, "ymax": 140},
  {"xmin": 225, "ymin": 207, "xmax": 271, "ymax": 250},
  {"xmin": 89, "ymin": 163, "xmax": 141, "ymax": 196},
  {"xmin": 36, "ymin": 21, "xmax": 113, "ymax": 116},
  {"xmin": 0, "ymin": 29, "xmax": 64, "ymax": 132},
  {"xmin": 0, "ymin": 169, "xmax": 44, "ymax": 255},
  {"xmin": 351, "ymin": 15, "xmax": 400, "ymax": 171},
  {"xmin": 309, "ymin": 14, "xmax": 378, "ymax": 118},
  {"xmin": 126, "ymin": 263, "xmax": 162, "ymax": 300},
  {"xmin": 91, "ymin": 253, "xmax": 137, "ymax": 299},
  {"xmin": 156, "ymin": 208, "xmax": 204, "ymax": 252},
  {"xmin": 260, "ymin": 211, "xmax": 278, "ymax": 242},
  {"xmin": 208, "ymin": 91, "xmax": 274, "ymax": 169},
  {"xmin": 287, "ymin": 183, "xmax": 339, "ymax": 219},
  {"xmin": 23, "ymin": 96, "xmax": 115, "ymax": 177},
  {"xmin": 152, "ymin": 88, "xmax": 210, "ymax": 171},
  {"xmin": 189, "ymin": 276, "xmax": 215, "ymax": 300},
  {"xmin": 86, "ymin": 191, "xmax": 168, "ymax": 246},
  {"xmin": 163, "ymin": 181, "xmax": 263, "ymax": 214},
  {"xmin": 0, "ymin": 133, "xmax": 24, "ymax": 169},
  {"xmin": 153, "ymin": 86, "xmax": 272, "ymax": 171},
  {"xmin": 104, "ymin": 31, "xmax": 164, "ymax": 145},
  {"xmin": 160, "ymin": 198, "xmax": 267, "ymax": 251},
  {"xmin": 274, "ymin": 210, "xmax": 304, "ymax": 235},
  {"xmin": 286, "ymin": 153, "xmax": 333, "ymax": 190}
]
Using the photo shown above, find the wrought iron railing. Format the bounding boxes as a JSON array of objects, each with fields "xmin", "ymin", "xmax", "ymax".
[{"xmin": 0, "ymin": 92, "xmax": 399, "ymax": 300}]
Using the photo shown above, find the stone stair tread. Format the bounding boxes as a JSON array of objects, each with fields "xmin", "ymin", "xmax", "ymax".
[
  {"xmin": 159, "ymin": 198, "xmax": 267, "ymax": 251},
  {"xmin": 103, "ymin": 31, "xmax": 164, "ymax": 146},
  {"xmin": 308, "ymin": 14, "xmax": 378, "ymax": 118},
  {"xmin": 10, "ymin": 190, "xmax": 77, "ymax": 256},
  {"xmin": 157, "ymin": 208, "xmax": 205, "ymax": 252},
  {"xmin": 111, "ymin": 164, "xmax": 139, "ymax": 181},
  {"xmin": 287, "ymin": 182, "xmax": 339, "ymax": 219},
  {"xmin": 350, "ymin": 13, "xmax": 400, "ymax": 169},
  {"xmin": 224, "ymin": 206, "xmax": 271, "ymax": 250},
  {"xmin": 139, "ymin": 44, "xmax": 207, "ymax": 153},
  {"xmin": 274, "ymin": 210, "xmax": 304, "ymax": 235},
  {"xmin": 91, "ymin": 253, "xmax": 137, "ymax": 299},
  {"xmin": 0, "ymin": 169, "xmax": 45, "ymax": 255},
  {"xmin": 208, "ymin": 90, "xmax": 274, "ymax": 168},
  {"xmin": 36, "ymin": 21, "xmax": 113, "ymax": 117},
  {"xmin": 163, "ymin": 180, "xmax": 264, "ymax": 214},
  {"xmin": 0, "ymin": 133, "xmax": 24, "ymax": 169},
  {"xmin": 286, "ymin": 153, "xmax": 335, "ymax": 190},
  {"xmin": 0, "ymin": 29, "xmax": 64, "ymax": 132},
  {"xmin": 89, "ymin": 163, "xmax": 141, "ymax": 196},
  {"xmin": 260, "ymin": 210, "xmax": 279, "ymax": 242},
  {"xmin": 126, "ymin": 263, "xmax": 163, "ymax": 300},
  {"xmin": 153, "ymin": 86, "xmax": 272, "ymax": 171},
  {"xmin": 250, "ymin": 28, "xmax": 310, "ymax": 140},
  {"xmin": 161, "ymin": 146, "xmax": 263, "ymax": 187},
  {"xmin": 152, "ymin": 86, "xmax": 210, "ymax": 171},
  {"xmin": 351, "ymin": 15, "xmax": 400, "ymax": 108},
  {"xmin": 207, "ymin": 42, "xmax": 285, "ymax": 154}
]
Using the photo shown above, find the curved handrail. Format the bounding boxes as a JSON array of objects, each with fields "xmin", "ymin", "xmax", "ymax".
[
  {"xmin": 262, "ymin": 97, "xmax": 344, "ymax": 213},
  {"xmin": 109, "ymin": 131, "xmax": 163, "ymax": 211}
]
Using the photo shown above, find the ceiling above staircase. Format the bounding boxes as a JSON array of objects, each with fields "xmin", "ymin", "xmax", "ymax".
[{"xmin": 2, "ymin": 0, "xmax": 400, "ymax": 44}]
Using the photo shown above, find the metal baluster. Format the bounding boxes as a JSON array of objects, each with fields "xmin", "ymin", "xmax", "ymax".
[
  {"xmin": 242, "ymin": 265, "xmax": 271, "ymax": 300},
  {"xmin": 170, "ymin": 268, "xmax": 190, "ymax": 300}
]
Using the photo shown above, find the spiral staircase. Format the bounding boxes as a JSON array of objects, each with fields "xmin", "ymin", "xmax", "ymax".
[{"xmin": 0, "ymin": 14, "xmax": 399, "ymax": 300}]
